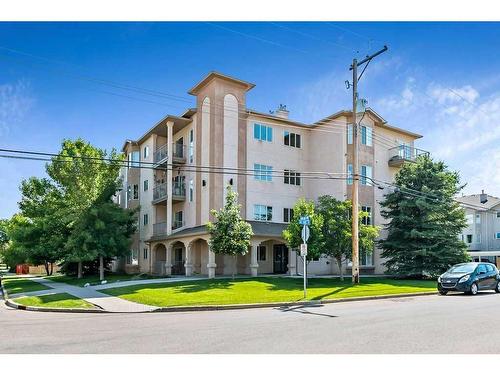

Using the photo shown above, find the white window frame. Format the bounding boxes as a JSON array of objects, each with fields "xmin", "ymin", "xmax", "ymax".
[
  {"xmin": 347, "ymin": 124, "xmax": 353, "ymax": 145},
  {"xmin": 143, "ymin": 146, "xmax": 149, "ymax": 159},
  {"xmin": 254, "ymin": 163, "xmax": 273, "ymax": 182},
  {"xmin": 361, "ymin": 165, "xmax": 373, "ymax": 186},
  {"xmin": 361, "ymin": 125, "xmax": 373, "ymax": 147},
  {"xmin": 347, "ymin": 164, "xmax": 353, "ymax": 185},
  {"xmin": 254, "ymin": 204, "xmax": 272, "ymax": 221},
  {"xmin": 189, "ymin": 179, "xmax": 194, "ymax": 202}
]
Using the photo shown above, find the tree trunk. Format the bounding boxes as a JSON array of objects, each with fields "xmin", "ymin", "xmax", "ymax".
[
  {"xmin": 77, "ymin": 261, "xmax": 83, "ymax": 279},
  {"xmin": 337, "ymin": 256, "xmax": 344, "ymax": 281},
  {"xmin": 49, "ymin": 262, "xmax": 54, "ymax": 276},
  {"xmin": 232, "ymin": 255, "xmax": 237, "ymax": 280},
  {"xmin": 99, "ymin": 256, "xmax": 104, "ymax": 281},
  {"xmin": 44, "ymin": 261, "xmax": 50, "ymax": 276}
]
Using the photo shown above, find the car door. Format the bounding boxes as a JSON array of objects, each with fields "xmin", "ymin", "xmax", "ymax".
[
  {"xmin": 476, "ymin": 264, "xmax": 489, "ymax": 290},
  {"xmin": 486, "ymin": 264, "xmax": 497, "ymax": 288}
]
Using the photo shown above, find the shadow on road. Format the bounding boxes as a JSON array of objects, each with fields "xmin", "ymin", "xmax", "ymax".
[{"xmin": 276, "ymin": 304, "xmax": 338, "ymax": 318}]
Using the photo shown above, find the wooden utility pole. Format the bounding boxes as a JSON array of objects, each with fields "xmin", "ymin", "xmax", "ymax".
[
  {"xmin": 349, "ymin": 46, "xmax": 388, "ymax": 284},
  {"xmin": 351, "ymin": 58, "xmax": 360, "ymax": 284}
]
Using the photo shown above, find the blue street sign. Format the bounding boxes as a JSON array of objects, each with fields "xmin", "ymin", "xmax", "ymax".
[{"xmin": 299, "ymin": 216, "xmax": 310, "ymax": 226}]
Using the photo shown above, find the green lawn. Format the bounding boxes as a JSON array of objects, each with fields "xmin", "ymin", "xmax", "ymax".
[
  {"xmin": 102, "ymin": 277, "xmax": 437, "ymax": 307},
  {"xmin": 13, "ymin": 293, "xmax": 97, "ymax": 309},
  {"xmin": 45, "ymin": 273, "xmax": 165, "ymax": 287},
  {"xmin": 1, "ymin": 277, "xmax": 52, "ymax": 296}
]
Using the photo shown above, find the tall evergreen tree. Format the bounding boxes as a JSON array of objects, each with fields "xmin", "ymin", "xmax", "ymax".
[
  {"xmin": 207, "ymin": 186, "xmax": 253, "ymax": 279},
  {"xmin": 379, "ymin": 155, "xmax": 469, "ymax": 278}
]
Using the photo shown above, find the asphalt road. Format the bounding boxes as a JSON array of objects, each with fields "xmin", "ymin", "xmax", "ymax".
[{"xmin": 2, "ymin": 292, "xmax": 500, "ymax": 354}]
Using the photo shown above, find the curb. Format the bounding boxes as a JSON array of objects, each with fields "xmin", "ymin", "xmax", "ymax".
[
  {"xmin": 4, "ymin": 298, "xmax": 106, "ymax": 313},
  {"xmin": 151, "ymin": 291, "xmax": 438, "ymax": 313}
]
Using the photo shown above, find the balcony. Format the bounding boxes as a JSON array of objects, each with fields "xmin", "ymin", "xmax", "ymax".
[
  {"xmin": 388, "ymin": 145, "xmax": 429, "ymax": 167},
  {"xmin": 152, "ymin": 181, "xmax": 186, "ymax": 205},
  {"xmin": 153, "ymin": 143, "xmax": 186, "ymax": 167},
  {"xmin": 153, "ymin": 222, "xmax": 168, "ymax": 237}
]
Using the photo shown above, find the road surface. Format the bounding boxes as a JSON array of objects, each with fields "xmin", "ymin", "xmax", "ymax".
[{"xmin": 1, "ymin": 292, "xmax": 500, "ymax": 354}]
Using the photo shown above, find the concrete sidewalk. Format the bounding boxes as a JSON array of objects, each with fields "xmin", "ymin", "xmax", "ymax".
[{"xmin": 30, "ymin": 278, "xmax": 156, "ymax": 312}]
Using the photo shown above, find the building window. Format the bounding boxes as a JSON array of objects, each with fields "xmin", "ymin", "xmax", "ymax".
[
  {"xmin": 133, "ymin": 184, "xmax": 139, "ymax": 199},
  {"xmin": 254, "ymin": 163, "xmax": 273, "ymax": 181},
  {"xmin": 495, "ymin": 232, "xmax": 500, "ymax": 240},
  {"xmin": 347, "ymin": 124, "xmax": 353, "ymax": 145},
  {"xmin": 477, "ymin": 233, "xmax": 481, "ymax": 244},
  {"xmin": 253, "ymin": 123, "xmax": 273, "ymax": 142},
  {"xmin": 189, "ymin": 179, "xmax": 194, "ymax": 202},
  {"xmin": 143, "ymin": 248, "xmax": 148, "ymax": 259},
  {"xmin": 284, "ymin": 170, "xmax": 301, "ymax": 186},
  {"xmin": 361, "ymin": 125, "xmax": 373, "ymax": 146},
  {"xmin": 144, "ymin": 180, "xmax": 149, "ymax": 192},
  {"xmin": 497, "ymin": 212, "xmax": 500, "ymax": 219},
  {"xmin": 361, "ymin": 165, "xmax": 373, "ymax": 186},
  {"xmin": 189, "ymin": 129, "xmax": 194, "ymax": 163},
  {"xmin": 257, "ymin": 245, "xmax": 266, "ymax": 261},
  {"xmin": 347, "ymin": 164, "xmax": 353, "ymax": 185},
  {"xmin": 283, "ymin": 208, "xmax": 294, "ymax": 223},
  {"xmin": 466, "ymin": 234, "xmax": 473, "ymax": 243},
  {"xmin": 284, "ymin": 131, "xmax": 301, "ymax": 148},
  {"xmin": 174, "ymin": 211, "xmax": 183, "ymax": 229},
  {"xmin": 360, "ymin": 250, "xmax": 374, "ymax": 266},
  {"xmin": 361, "ymin": 206, "xmax": 372, "ymax": 225},
  {"xmin": 143, "ymin": 146, "xmax": 149, "ymax": 159},
  {"xmin": 129, "ymin": 151, "xmax": 140, "ymax": 168},
  {"xmin": 475, "ymin": 214, "xmax": 481, "ymax": 224},
  {"xmin": 466, "ymin": 214, "xmax": 474, "ymax": 225},
  {"xmin": 254, "ymin": 205, "xmax": 272, "ymax": 221},
  {"xmin": 143, "ymin": 214, "xmax": 148, "ymax": 226}
]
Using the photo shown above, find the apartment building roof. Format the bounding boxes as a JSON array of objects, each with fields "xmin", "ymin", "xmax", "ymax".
[
  {"xmin": 188, "ymin": 71, "xmax": 256, "ymax": 95},
  {"xmin": 456, "ymin": 194, "xmax": 500, "ymax": 210},
  {"xmin": 314, "ymin": 108, "xmax": 423, "ymax": 139},
  {"xmin": 148, "ymin": 221, "xmax": 288, "ymax": 242},
  {"xmin": 136, "ymin": 114, "xmax": 192, "ymax": 145}
]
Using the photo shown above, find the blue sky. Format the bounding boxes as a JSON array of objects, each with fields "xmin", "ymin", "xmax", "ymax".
[{"xmin": 1, "ymin": 21, "xmax": 500, "ymax": 218}]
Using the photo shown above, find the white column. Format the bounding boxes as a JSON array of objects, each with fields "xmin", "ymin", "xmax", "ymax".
[
  {"xmin": 165, "ymin": 243, "xmax": 173, "ymax": 276},
  {"xmin": 288, "ymin": 247, "xmax": 297, "ymax": 276},
  {"xmin": 207, "ymin": 246, "xmax": 216, "ymax": 279},
  {"xmin": 166, "ymin": 121, "xmax": 174, "ymax": 235},
  {"xmin": 185, "ymin": 242, "xmax": 193, "ymax": 277},
  {"xmin": 250, "ymin": 243, "xmax": 259, "ymax": 277}
]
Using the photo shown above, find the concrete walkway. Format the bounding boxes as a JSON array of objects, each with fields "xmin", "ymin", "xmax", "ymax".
[{"xmin": 28, "ymin": 278, "xmax": 156, "ymax": 312}]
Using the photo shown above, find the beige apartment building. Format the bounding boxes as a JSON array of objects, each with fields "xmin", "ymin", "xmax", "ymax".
[{"xmin": 115, "ymin": 71, "xmax": 425, "ymax": 278}]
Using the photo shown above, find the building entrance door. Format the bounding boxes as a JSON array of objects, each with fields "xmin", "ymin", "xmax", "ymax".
[{"xmin": 273, "ymin": 244, "xmax": 288, "ymax": 274}]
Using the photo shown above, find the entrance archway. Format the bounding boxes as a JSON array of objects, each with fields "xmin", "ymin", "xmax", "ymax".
[{"xmin": 153, "ymin": 243, "xmax": 166, "ymax": 275}]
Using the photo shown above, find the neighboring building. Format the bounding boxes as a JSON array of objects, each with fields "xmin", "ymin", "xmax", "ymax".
[
  {"xmin": 115, "ymin": 71, "xmax": 425, "ymax": 278},
  {"xmin": 456, "ymin": 191, "xmax": 500, "ymax": 268}
]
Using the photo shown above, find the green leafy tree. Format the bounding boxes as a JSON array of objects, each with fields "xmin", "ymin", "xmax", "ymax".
[
  {"xmin": 282, "ymin": 198, "xmax": 325, "ymax": 276},
  {"xmin": 207, "ymin": 186, "xmax": 253, "ymax": 279},
  {"xmin": 316, "ymin": 196, "xmax": 379, "ymax": 281},
  {"xmin": 67, "ymin": 182, "xmax": 137, "ymax": 280},
  {"xmin": 0, "ymin": 219, "xmax": 9, "ymax": 261},
  {"xmin": 379, "ymin": 155, "xmax": 470, "ymax": 278},
  {"xmin": 47, "ymin": 139, "xmax": 123, "ymax": 278},
  {"xmin": 10, "ymin": 179, "xmax": 71, "ymax": 275},
  {"xmin": 1, "ymin": 216, "xmax": 28, "ymax": 270}
]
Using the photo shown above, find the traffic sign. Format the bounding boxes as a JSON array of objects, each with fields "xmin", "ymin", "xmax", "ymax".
[
  {"xmin": 301, "ymin": 225, "xmax": 310, "ymax": 243},
  {"xmin": 300, "ymin": 243, "xmax": 308, "ymax": 256},
  {"xmin": 299, "ymin": 216, "xmax": 310, "ymax": 226}
]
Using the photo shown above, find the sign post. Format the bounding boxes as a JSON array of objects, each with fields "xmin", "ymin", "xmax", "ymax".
[{"xmin": 299, "ymin": 216, "xmax": 310, "ymax": 299}]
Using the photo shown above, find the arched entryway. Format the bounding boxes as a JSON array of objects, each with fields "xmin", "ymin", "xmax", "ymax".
[
  {"xmin": 170, "ymin": 241, "xmax": 186, "ymax": 275},
  {"xmin": 186, "ymin": 237, "xmax": 209, "ymax": 275},
  {"xmin": 152, "ymin": 243, "xmax": 166, "ymax": 275}
]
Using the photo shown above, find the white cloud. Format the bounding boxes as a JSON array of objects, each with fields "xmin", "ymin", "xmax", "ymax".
[{"xmin": 0, "ymin": 80, "xmax": 34, "ymax": 136}]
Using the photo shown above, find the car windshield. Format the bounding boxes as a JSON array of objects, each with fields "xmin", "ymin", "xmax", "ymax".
[{"xmin": 448, "ymin": 264, "xmax": 477, "ymax": 273}]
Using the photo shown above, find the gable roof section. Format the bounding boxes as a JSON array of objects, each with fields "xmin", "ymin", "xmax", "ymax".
[
  {"xmin": 456, "ymin": 194, "xmax": 500, "ymax": 211},
  {"xmin": 188, "ymin": 71, "xmax": 256, "ymax": 96}
]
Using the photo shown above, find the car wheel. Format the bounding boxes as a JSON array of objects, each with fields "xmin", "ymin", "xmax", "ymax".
[
  {"xmin": 495, "ymin": 281, "xmax": 500, "ymax": 293},
  {"xmin": 438, "ymin": 289, "xmax": 448, "ymax": 295},
  {"xmin": 470, "ymin": 282, "xmax": 478, "ymax": 295}
]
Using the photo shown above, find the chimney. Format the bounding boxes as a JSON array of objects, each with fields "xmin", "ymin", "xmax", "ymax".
[
  {"xmin": 275, "ymin": 104, "xmax": 289, "ymax": 119},
  {"xmin": 480, "ymin": 190, "xmax": 488, "ymax": 204}
]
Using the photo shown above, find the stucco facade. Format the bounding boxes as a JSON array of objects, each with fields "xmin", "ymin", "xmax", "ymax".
[{"xmin": 115, "ymin": 71, "xmax": 424, "ymax": 278}]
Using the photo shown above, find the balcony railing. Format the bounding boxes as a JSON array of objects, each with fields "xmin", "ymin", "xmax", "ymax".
[
  {"xmin": 172, "ymin": 181, "xmax": 186, "ymax": 199},
  {"xmin": 388, "ymin": 145, "xmax": 429, "ymax": 167},
  {"xmin": 153, "ymin": 182, "xmax": 168, "ymax": 202},
  {"xmin": 153, "ymin": 143, "xmax": 186, "ymax": 165},
  {"xmin": 153, "ymin": 222, "xmax": 167, "ymax": 236},
  {"xmin": 153, "ymin": 143, "xmax": 168, "ymax": 164}
]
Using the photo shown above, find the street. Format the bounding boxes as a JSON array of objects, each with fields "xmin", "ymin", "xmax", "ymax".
[{"xmin": 1, "ymin": 292, "xmax": 500, "ymax": 354}]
